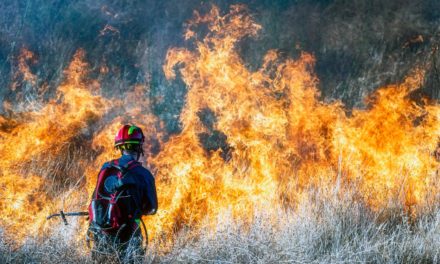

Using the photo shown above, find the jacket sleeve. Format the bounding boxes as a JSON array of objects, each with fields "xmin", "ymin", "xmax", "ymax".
[{"xmin": 142, "ymin": 169, "xmax": 158, "ymax": 215}]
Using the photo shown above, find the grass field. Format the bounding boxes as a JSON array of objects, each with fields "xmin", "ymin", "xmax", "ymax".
[{"xmin": 1, "ymin": 190, "xmax": 439, "ymax": 264}]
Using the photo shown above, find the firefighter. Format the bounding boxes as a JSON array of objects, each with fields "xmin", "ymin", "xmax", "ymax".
[{"xmin": 88, "ymin": 124, "xmax": 158, "ymax": 262}]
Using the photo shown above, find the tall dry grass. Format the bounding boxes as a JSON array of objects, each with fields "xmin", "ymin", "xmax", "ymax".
[{"xmin": 1, "ymin": 189, "xmax": 439, "ymax": 264}]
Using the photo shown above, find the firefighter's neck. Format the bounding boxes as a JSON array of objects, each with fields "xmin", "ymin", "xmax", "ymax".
[{"xmin": 122, "ymin": 150, "xmax": 140, "ymax": 161}]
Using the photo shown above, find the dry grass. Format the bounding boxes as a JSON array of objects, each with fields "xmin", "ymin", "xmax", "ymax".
[{"xmin": 1, "ymin": 192, "xmax": 439, "ymax": 264}]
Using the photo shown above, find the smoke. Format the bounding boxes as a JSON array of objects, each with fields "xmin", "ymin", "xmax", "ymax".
[{"xmin": 1, "ymin": 0, "xmax": 439, "ymax": 123}]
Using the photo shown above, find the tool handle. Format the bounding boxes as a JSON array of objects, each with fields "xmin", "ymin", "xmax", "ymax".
[
  {"xmin": 60, "ymin": 210, "xmax": 68, "ymax": 225},
  {"xmin": 46, "ymin": 211, "xmax": 89, "ymax": 221}
]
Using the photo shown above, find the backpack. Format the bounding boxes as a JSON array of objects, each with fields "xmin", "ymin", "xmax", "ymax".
[{"xmin": 88, "ymin": 159, "xmax": 141, "ymax": 234}]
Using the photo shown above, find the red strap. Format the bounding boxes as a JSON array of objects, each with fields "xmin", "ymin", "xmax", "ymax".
[
  {"xmin": 126, "ymin": 160, "xmax": 140, "ymax": 170},
  {"xmin": 95, "ymin": 169, "xmax": 107, "ymax": 199}
]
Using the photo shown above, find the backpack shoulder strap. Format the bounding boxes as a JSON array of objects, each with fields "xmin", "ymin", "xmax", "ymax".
[
  {"xmin": 108, "ymin": 159, "xmax": 140, "ymax": 176},
  {"xmin": 109, "ymin": 159, "xmax": 126, "ymax": 172},
  {"xmin": 94, "ymin": 160, "xmax": 118, "ymax": 199},
  {"xmin": 126, "ymin": 160, "xmax": 141, "ymax": 170}
]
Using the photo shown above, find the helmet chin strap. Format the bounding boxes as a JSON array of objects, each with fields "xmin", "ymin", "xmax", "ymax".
[{"xmin": 137, "ymin": 146, "xmax": 145, "ymax": 161}]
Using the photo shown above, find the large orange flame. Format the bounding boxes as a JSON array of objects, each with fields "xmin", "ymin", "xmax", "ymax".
[
  {"xmin": 147, "ymin": 4, "xmax": 440, "ymax": 244},
  {"xmin": 0, "ymin": 50, "xmax": 109, "ymax": 240}
]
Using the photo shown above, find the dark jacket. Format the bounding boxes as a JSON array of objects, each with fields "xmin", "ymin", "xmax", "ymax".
[{"xmin": 101, "ymin": 154, "xmax": 158, "ymax": 218}]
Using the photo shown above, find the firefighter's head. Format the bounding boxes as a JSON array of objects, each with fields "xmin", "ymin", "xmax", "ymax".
[{"xmin": 114, "ymin": 124, "xmax": 145, "ymax": 160}]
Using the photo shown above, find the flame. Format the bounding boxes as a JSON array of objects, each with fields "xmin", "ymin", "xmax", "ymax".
[
  {"xmin": 0, "ymin": 49, "xmax": 109, "ymax": 241},
  {"xmin": 0, "ymin": 4, "xmax": 439, "ymax": 252},
  {"xmin": 148, "ymin": 4, "xmax": 440, "ymax": 245},
  {"xmin": 12, "ymin": 48, "xmax": 38, "ymax": 91}
]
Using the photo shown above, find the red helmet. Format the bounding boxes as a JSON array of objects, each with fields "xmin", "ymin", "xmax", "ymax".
[{"xmin": 114, "ymin": 125, "xmax": 145, "ymax": 148}]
